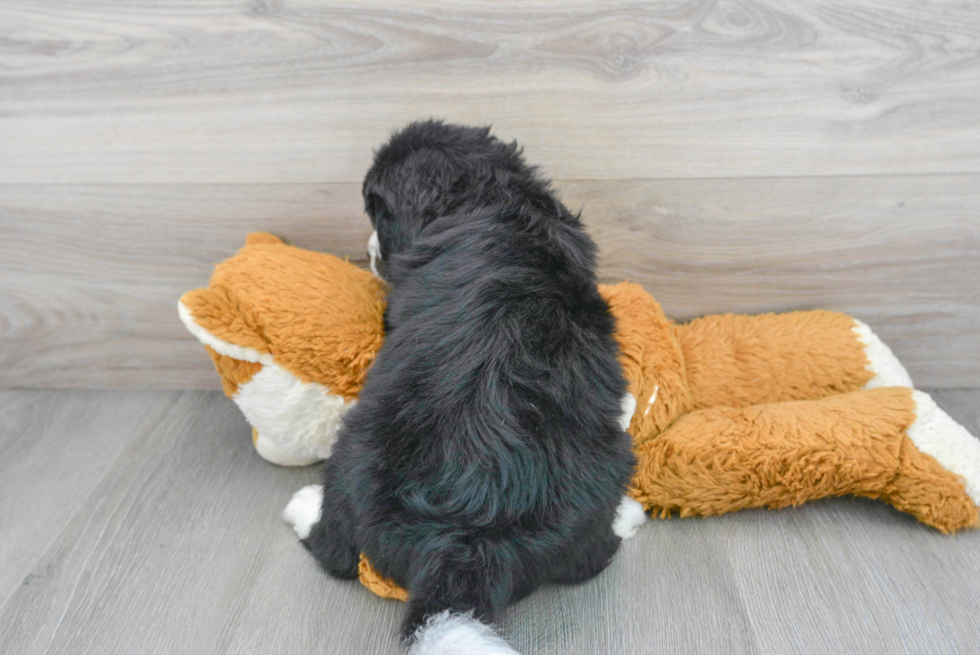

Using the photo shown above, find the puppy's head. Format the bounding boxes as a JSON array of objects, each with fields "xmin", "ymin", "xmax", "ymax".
[{"xmin": 362, "ymin": 119, "xmax": 548, "ymax": 274}]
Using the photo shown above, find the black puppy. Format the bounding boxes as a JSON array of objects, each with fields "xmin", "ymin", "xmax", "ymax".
[{"xmin": 284, "ymin": 121, "xmax": 645, "ymax": 654}]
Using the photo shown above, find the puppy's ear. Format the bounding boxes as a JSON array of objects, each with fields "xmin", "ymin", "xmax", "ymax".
[
  {"xmin": 364, "ymin": 191, "xmax": 412, "ymax": 263},
  {"xmin": 364, "ymin": 191, "xmax": 390, "ymax": 230}
]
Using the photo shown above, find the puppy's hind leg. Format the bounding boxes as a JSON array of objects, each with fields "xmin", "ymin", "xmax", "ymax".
[
  {"xmin": 553, "ymin": 496, "xmax": 645, "ymax": 586},
  {"xmin": 552, "ymin": 532, "xmax": 621, "ymax": 586},
  {"xmin": 612, "ymin": 495, "xmax": 646, "ymax": 539},
  {"xmin": 283, "ymin": 459, "xmax": 359, "ymax": 578}
]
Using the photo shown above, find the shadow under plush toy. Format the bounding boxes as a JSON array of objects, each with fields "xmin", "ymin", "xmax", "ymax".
[{"xmin": 179, "ymin": 233, "xmax": 980, "ymax": 599}]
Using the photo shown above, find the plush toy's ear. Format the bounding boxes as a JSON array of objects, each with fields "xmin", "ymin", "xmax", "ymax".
[
  {"xmin": 245, "ymin": 232, "xmax": 283, "ymax": 246},
  {"xmin": 201, "ymin": 235, "xmax": 386, "ymax": 399},
  {"xmin": 178, "ymin": 285, "xmax": 273, "ymax": 364}
]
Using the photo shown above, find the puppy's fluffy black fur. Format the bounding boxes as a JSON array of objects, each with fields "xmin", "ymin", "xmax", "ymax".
[{"xmin": 303, "ymin": 120, "xmax": 635, "ymax": 648}]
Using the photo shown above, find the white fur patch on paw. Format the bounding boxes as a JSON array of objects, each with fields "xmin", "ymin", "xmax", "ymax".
[
  {"xmin": 852, "ymin": 319, "xmax": 913, "ymax": 388},
  {"xmin": 282, "ymin": 485, "xmax": 323, "ymax": 540},
  {"xmin": 619, "ymin": 394, "xmax": 637, "ymax": 432},
  {"xmin": 368, "ymin": 230, "xmax": 382, "ymax": 278},
  {"xmin": 408, "ymin": 611, "xmax": 519, "ymax": 655},
  {"xmin": 908, "ymin": 391, "xmax": 980, "ymax": 506},
  {"xmin": 612, "ymin": 495, "xmax": 647, "ymax": 540}
]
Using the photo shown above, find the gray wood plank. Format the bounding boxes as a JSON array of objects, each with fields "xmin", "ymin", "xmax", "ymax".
[
  {"xmin": 1, "ymin": 1, "xmax": 979, "ymax": 183},
  {"xmin": 223, "ymin": 514, "xmax": 760, "ymax": 655},
  {"xmin": 573, "ymin": 176, "xmax": 980, "ymax": 388},
  {"xmin": 0, "ymin": 391, "xmax": 760, "ymax": 655},
  {"xmin": 0, "ymin": 391, "xmax": 299, "ymax": 654},
  {"xmin": 499, "ymin": 520, "xmax": 760, "ymax": 655},
  {"xmin": 1, "ymin": 389, "xmax": 978, "ymax": 654},
  {"xmin": 723, "ymin": 388, "xmax": 980, "ymax": 655},
  {"xmin": 725, "ymin": 499, "xmax": 980, "ymax": 654},
  {"xmin": 0, "ymin": 390, "xmax": 180, "ymax": 608},
  {"xmin": 2, "ymin": 175, "xmax": 978, "ymax": 389}
]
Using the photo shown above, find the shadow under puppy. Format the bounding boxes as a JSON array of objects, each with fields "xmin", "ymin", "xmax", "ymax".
[{"xmin": 285, "ymin": 120, "xmax": 646, "ymax": 654}]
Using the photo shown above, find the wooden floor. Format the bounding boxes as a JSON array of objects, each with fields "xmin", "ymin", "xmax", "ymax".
[{"xmin": 2, "ymin": 388, "xmax": 979, "ymax": 654}]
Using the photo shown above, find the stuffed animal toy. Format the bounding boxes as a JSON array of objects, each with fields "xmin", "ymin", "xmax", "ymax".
[
  {"xmin": 179, "ymin": 233, "xmax": 980, "ymax": 599},
  {"xmin": 178, "ymin": 232, "xmax": 385, "ymax": 466}
]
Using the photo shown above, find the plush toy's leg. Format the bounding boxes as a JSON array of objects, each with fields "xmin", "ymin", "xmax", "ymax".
[
  {"xmin": 630, "ymin": 387, "xmax": 980, "ymax": 533},
  {"xmin": 851, "ymin": 319, "xmax": 913, "ymax": 389},
  {"xmin": 900, "ymin": 390, "xmax": 980, "ymax": 513},
  {"xmin": 674, "ymin": 310, "xmax": 911, "ymax": 411},
  {"xmin": 235, "ymin": 362, "xmax": 350, "ymax": 466}
]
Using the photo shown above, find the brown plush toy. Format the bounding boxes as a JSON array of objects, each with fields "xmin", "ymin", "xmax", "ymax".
[{"xmin": 179, "ymin": 234, "xmax": 980, "ymax": 600}]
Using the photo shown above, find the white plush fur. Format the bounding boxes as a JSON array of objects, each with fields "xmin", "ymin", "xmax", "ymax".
[
  {"xmin": 234, "ymin": 362, "xmax": 353, "ymax": 461},
  {"xmin": 254, "ymin": 432, "xmax": 321, "ymax": 466},
  {"xmin": 908, "ymin": 391, "xmax": 980, "ymax": 506},
  {"xmin": 612, "ymin": 495, "xmax": 647, "ymax": 539},
  {"xmin": 408, "ymin": 611, "xmax": 519, "ymax": 655},
  {"xmin": 852, "ymin": 319, "xmax": 913, "ymax": 388},
  {"xmin": 283, "ymin": 485, "xmax": 323, "ymax": 540},
  {"xmin": 180, "ymin": 298, "xmax": 353, "ymax": 464},
  {"xmin": 368, "ymin": 230, "xmax": 382, "ymax": 278},
  {"xmin": 619, "ymin": 393, "xmax": 636, "ymax": 431},
  {"xmin": 177, "ymin": 299, "xmax": 274, "ymax": 366}
]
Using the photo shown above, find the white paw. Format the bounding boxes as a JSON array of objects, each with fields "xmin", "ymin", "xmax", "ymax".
[
  {"xmin": 612, "ymin": 495, "xmax": 647, "ymax": 540},
  {"xmin": 853, "ymin": 319, "xmax": 913, "ymax": 388},
  {"xmin": 282, "ymin": 485, "xmax": 323, "ymax": 540},
  {"xmin": 619, "ymin": 394, "xmax": 637, "ymax": 432},
  {"xmin": 908, "ymin": 391, "xmax": 980, "ymax": 506},
  {"xmin": 367, "ymin": 230, "xmax": 382, "ymax": 278}
]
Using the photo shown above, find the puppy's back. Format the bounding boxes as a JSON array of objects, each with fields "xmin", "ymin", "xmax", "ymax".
[{"xmin": 344, "ymin": 205, "xmax": 634, "ymax": 645}]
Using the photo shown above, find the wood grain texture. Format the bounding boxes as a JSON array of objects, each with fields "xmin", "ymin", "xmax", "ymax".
[
  {"xmin": 0, "ymin": 390, "xmax": 179, "ymax": 607},
  {"xmin": 2, "ymin": 175, "xmax": 977, "ymax": 389},
  {"xmin": 723, "ymin": 388, "xmax": 980, "ymax": 655},
  {"xmin": 1, "ymin": 389, "xmax": 979, "ymax": 653},
  {"xmin": 572, "ymin": 175, "xmax": 980, "ymax": 388},
  {"xmin": 1, "ymin": 0, "xmax": 979, "ymax": 183},
  {"xmin": 0, "ymin": 391, "xmax": 326, "ymax": 654}
]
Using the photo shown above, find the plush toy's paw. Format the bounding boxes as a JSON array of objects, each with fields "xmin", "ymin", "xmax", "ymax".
[
  {"xmin": 908, "ymin": 391, "xmax": 980, "ymax": 506},
  {"xmin": 255, "ymin": 432, "xmax": 322, "ymax": 467},
  {"xmin": 612, "ymin": 495, "xmax": 647, "ymax": 539},
  {"xmin": 619, "ymin": 394, "xmax": 637, "ymax": 432},
  {"xmin": 283, "ymin": 485, "xmax": 323, "ymax": 540},
  {"xmin": 236, "ymin": 362, "xmax": 349, "ymax": 464},
  {"xmin": 853, "ymin": 319, "xmax": 913, "ymax": 388}
]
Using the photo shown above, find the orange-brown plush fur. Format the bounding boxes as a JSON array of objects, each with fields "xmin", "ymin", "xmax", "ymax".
[{"xmin": 182, "ymin": 233, "xmax": 386, "ymax": 400}]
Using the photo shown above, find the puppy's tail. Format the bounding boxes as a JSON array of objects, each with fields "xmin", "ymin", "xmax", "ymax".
[
  {"xmin": 400, "ymin": 546, "xmax": 521, "ymax": 655},
  {"xmin": 404, "ymin": 609, "xmax": 519, "ymax": 655}
]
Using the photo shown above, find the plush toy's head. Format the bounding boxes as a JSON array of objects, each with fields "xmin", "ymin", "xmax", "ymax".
[{"xmin": 178, "ymin": 233, "xmax": 386, "ymax": 465}]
